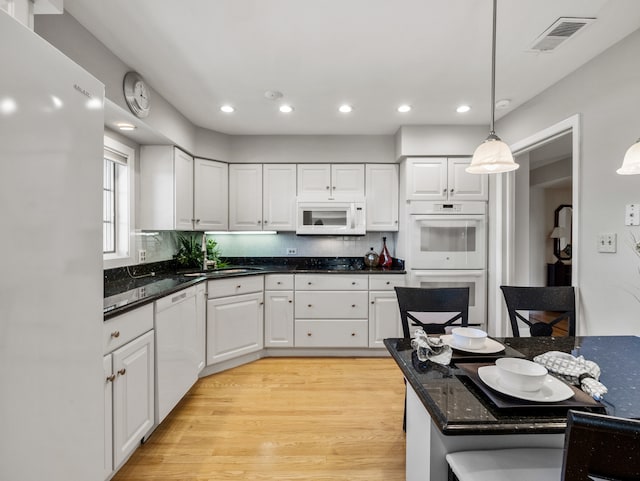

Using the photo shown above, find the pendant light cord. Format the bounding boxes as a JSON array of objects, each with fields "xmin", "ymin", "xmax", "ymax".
[{"xmin": 490, "ymin": 0, "xmax": 497, "ymax": 134}]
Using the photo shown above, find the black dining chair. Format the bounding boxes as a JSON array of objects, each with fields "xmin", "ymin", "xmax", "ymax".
[
  {"xmin": 394, "ymin": 286, "xmax": 470, "ymax": 432},
  {"xmin": 394, "ymin": 286, "xmax": 470, "ymax": 338},
  {"xmin": 500, "ymin": 285, "xmax": 576, "ymax": 337},
  {"xmin": 446, "ymin": 410, "xmax": 640, "ymax": 481}
]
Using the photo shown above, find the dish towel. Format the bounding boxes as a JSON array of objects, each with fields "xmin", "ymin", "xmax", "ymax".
[
  {"xmin": 411, "ymin": 328, "xmax": 452, "ymax": 366},
  {"xmin": 533, "ymin": 350, "xmax": 608, "ymax": 400}
]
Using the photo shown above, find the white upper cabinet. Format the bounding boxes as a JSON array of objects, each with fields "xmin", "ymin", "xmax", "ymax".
[
  {"xmin": 173, "ymin": 148, "xmax": 195, "ymax": 230},
  {"xmin": 194, "ymin": 158, "xmax": 228, "ymax": 231},
  {"xmin": 298, "ymin": 164, "xmax": 364, "ymax": 199},
  {"xmin": 263, "ymin": 164, "xmax": 297, "ymax": 231},
  {"xmin": 140, "ymin": 146, "xmax": 230, "ymax": 231},
  {"xmin": 365, "ymin": 164, "xmax": 399, "ymax": 231},
  {"xmin": 447, "ymin": 157, "xmax": 488, "ymax": 200},
  {"xmin": 406, "ymin": 157, "xmax": 487, "ymax": 201},
  {"xmin": 229, "ymin": 164, "xmax": 263, "ymax": 231}
]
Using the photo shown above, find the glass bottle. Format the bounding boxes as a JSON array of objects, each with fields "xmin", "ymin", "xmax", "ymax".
[{"xmin": 379, "ymin": 236, "xmax": 393, "ymax": 268}]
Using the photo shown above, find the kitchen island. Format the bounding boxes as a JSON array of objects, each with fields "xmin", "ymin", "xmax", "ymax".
[{"xmin": 384, "ymin": 335, "xmax": 640, "ymax": 481}]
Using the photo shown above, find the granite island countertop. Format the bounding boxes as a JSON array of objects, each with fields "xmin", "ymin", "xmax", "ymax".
[
  {"xmin": 384, "ymin": 335, "xmax": 640, "ymax": 436},
  {"xmin": 104, "ymin": 257, "xmax": 406, "ymax": 320}
]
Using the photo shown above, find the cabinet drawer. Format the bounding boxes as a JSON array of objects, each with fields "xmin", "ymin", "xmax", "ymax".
[
  {"xmin": 265, "ymin": 274, "xmax": 294, "ymax": 290},
  {"xmin": 103, "ymin": 303, "xmax": 154, "ymax": 355},
  {"xmin": 295, "ymin": 291, "xmax": 368, "ymax": 318},
  {"xmin": 208, "ymin": 275, "xmax": 264, "ymax": 298},
  {"xmin": 369, "ymin": 275, "xmax": 405, "ymax": 290},
  {"xmin": 295, "ymin": 274, "xmax": 368, "ymax": 290},
  {"xmin": 295, "ymin": 320, "xmax": 368, "ymax": 347}
]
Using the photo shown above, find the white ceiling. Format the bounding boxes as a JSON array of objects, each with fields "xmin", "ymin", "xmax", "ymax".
[{"xmin": 65, "ymin": 0, "xmax": 640, "ymax": 136}]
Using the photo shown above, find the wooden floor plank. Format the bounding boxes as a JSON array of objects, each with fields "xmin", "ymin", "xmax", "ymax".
[{"xmin": 112, "ymin": 357, "xmax": 406, "ymax": 481}]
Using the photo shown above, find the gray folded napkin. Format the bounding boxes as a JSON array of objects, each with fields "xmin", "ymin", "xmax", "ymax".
[
  {"xmin": 533, "ymin": 350, "xmax": 608, "ymax": 400},
  {"xmin": 411, "ymin": 328, "xmax": 453, "ymax": 366}
]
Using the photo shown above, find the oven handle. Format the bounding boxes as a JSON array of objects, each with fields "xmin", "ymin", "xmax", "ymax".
[
  {"xmin": 412, "ymin": 270, "xmax": 485, "ymax": 278},
  {"xmin": 412, "ymin": 215, "xmax": 485, "ymax": 223}
]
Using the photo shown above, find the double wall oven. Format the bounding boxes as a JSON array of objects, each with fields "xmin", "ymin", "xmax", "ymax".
[{"xmin": 408, "ymin": 202, "xmax": 487, "ymax": 328}]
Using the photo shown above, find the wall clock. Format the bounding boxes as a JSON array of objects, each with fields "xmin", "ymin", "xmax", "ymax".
[{"xmin": 123, "ymin": 71, "xmax": 150, "ymax": 118}]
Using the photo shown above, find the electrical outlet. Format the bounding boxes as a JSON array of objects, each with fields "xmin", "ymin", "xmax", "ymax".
[
  {"xmin": 626, "ymin": 204, "xmax": 640, "ymax": 226},
  {"xmin": 138, "ymin": 249, "xmax": 146, "ymax": 263},
  {"xmin": 286, "ymin": 247, "xmax": 297, "ymax": 255},
  {"xmin": 597, "ymin": 233, "xmax": 617, "ymax": 253}
]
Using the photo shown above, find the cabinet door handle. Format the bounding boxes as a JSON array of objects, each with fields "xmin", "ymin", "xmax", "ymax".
[
  {"xmin": 110, "ymin": 330, "xmax": 120, "ymax": 338},
  {"xmin": 442, "ymin": 188, "xmax": 446, "ymax": 195},
  {"xmin": 326, "ymin": 186, "xmax": 330, "ymax": 190},
  {"xmin": 259, "ymin": 302, "xmax": 264, "ymax": 305},
  {"xmin": 277, "ymin": 281, "xmax": 282, "ymax": 285},
  {"xmin": 288, "ymin": 299, "xmax": 293, "ymax": 303},
  {"xmin": 371, "ymin": 301, "xmax": 375, "ymax": 304},
  {"xmin": 237, "ymin": 285, "xmax": 242, "ymax": 289},
  {"xmin": 195, "ymin": 219, "xmax": 201, "ymax": 223},
  {"xmin": 386, "ymin": 281, "xmax": 391, "ymax": 285},
  {"xmin": 264, "ymin": 220, "xmax": 268, "ymax": 224},
  {"xmin": 257, "ymin": 220, "xmax": 262, "ymax": 224},
  {"xmin": 394, "ymin": 220, "xmax": 398, "ymax": 224},
  {"xmin": 308, "ymin": 282, "xmax": 312, "ymax": 285},
  {"xmin": 106, "ymin": 374, "xmax": 116, "ymax": 383},
  {"xmin": 450, "ymin": 188, "xmax": 454, "ymax": 194},
  {"xmin": 352, "ymin": 282, "xmax": 356, "ymax": 285},
  {"xmin": 332, "ymin": 186, "xmax": 336, "ymax": 190},
  {"xmin": 307, "ymin": 332, "xmax": 312, "ymax": 336},
  {"xmin": 351, "ymin": 332, "xmax": 356, "ymax": 336},
  {"xmin": 308, "ymin": 304, "xmax": 312, "ymax": 308},
  {"xmin": 117, "ymin": 368, "xmax": 126, "ymax": 376}
]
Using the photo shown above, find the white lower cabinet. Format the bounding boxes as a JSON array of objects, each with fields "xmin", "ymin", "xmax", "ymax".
[
  {"xmin": 264, "ymin": 274, "xmax": 294, "ymax": 347},
  {"xmin": 368, "ymin": 274, "xmax": 405, "ymax": 348},
  {"xmin": 103, "ymin": 354, "xmax": 113, "ymax": 481},
  {"xmin": 206, "ymin": 276, "xmax": 265, "ymax": 364},
  {"xmin": 294, "ymin": 274, "xmax": 369, "ymax": 348},
  {"xmin": 103, "ymin": 305, "xmax": 155, "ymax": 479},
  {"xmin": 195, "ymin": 282, "xmax": 207, "ymax": 373},
  {"xmin": 112, "ymin": 330, "xmax": 155, "ymax": 469}
]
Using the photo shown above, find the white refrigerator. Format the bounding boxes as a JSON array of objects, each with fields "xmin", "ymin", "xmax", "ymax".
[{"xmin": 0, "ymin": 11, "xmax": 105, "ymax": 481}]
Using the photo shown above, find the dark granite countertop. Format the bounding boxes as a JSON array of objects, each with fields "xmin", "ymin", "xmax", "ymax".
[
  {"xmin": 104, "ymin": 257, "xmax": 405, "ymax": 320},
  {"xmin": 384, "ymin": 335, "xmax": 640, "ymax": 436}
]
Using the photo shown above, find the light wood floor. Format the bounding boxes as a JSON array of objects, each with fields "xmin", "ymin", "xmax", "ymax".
[{"xmin": 113, "ymin": 357, "xmax": 406, "ymax": 481}]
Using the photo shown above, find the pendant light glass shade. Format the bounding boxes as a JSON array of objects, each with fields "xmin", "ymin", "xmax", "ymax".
[
  {"xmin": 467, "ymin": 132, "xmax": 519, "ymax": 173},
  {"xmin": 466, "ymin": 0, "xmax": 519, "ymax": 175},
  {"xmin": 616, "ymin": 139, "xmax": 640, "ymax": 175}
]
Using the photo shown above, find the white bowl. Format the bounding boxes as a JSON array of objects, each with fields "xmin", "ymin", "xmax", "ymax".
[
  {"xmin": 451, "ymin": 327, "xmax": 487, "ymax": 350},
  {"xmin": 495, "ymin": 358, "xmax": 548, "ymax": 392}
]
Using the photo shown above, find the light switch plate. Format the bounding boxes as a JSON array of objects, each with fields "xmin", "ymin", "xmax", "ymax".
[
  {"xmin": 626, "ymin": 204, "xmax": 640, "ymax": 226},
  {"xmin": 597, "ymin": 233, "xmax": 617, "ymax": 253}
]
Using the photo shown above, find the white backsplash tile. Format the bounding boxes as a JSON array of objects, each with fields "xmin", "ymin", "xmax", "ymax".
[{"xmin": 134, "ymin": 230, "xmax": 397, "ymax": 265}]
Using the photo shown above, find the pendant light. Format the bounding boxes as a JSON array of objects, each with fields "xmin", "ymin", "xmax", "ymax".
[
  {"xmin": 466, "ymin": 0, "xmax": 519, "ymax": 174},
  {"xmin": 616, "ymin": 138, "xmax": 640, "ymax": 175}
]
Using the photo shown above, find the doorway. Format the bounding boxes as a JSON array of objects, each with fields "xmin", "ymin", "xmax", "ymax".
[
  {"xmin": 513, "ymin": 133, "xmax": 573, "ymax": 286},
  {"xmin": 488, "ymin": 114, "xmax": 580, "ymax": 337}
]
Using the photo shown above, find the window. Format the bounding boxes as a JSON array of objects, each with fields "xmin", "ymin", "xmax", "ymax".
[{"xmin": 103, "ymin": 135, "xmax": 135, "ymax": 268}]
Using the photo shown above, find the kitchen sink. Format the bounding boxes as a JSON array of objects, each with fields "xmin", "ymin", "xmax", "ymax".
[{"xmin": 182, "ymin": 267, "xmax": 263, "ymax": 277}]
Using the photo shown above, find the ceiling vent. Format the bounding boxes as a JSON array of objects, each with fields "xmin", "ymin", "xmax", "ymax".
[{"xmin": 529, "ymin": 17, "xmax": 595, "ymax": 52}]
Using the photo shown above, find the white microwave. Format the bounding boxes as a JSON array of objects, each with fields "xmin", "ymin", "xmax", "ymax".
[{"xmin": 296, "ymin": 200, "xmax": 366, "ymax": 235}]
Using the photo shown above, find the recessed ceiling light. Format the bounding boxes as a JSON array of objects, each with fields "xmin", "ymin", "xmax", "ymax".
[
  {"xmin": 220, "ymin": 105, "xmax": 235, "ymax": 113},
  {"xmin": 397, "ymin": 104, "xmax": 412, "ymax": 113},
  {"xmin": 0, "ymin": 97, "xmax": 17, "ymax": 115},
  {"xmin": 279, "ymin": 104, "xmax": 294, "ymax": 113},
  {"xmin": 495, "ymin": 99, "xmax": 511, "ymax": 110},
  {"xmin": 338, "ymin": 104, "xmax": 353, "ymax": 113},
  {"xmin": 456, "ymin": 105, "xmax": 471, "ymax": 113},
  {"xmin": 116, "ymin": 122, "xmax": 136, "ymax": 131}
]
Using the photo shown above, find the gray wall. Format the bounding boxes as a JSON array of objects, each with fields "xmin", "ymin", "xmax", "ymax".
[{"xmin": 497, "ymin": 28, "xmax": 640, "ymax": 335}]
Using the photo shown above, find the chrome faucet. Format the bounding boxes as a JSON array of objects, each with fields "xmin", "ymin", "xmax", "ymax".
[{"xmin": 202, "ymin": 233, "xmax": 216, "ymax": 271}]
